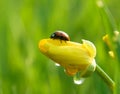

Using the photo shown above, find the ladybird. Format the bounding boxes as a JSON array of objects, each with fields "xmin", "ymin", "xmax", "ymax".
[{"xmin": 50, "ymin": 31, "xmax": 70, "ymax": 41}]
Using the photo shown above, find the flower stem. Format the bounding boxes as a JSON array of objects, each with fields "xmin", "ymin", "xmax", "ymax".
[{"xmin": 95, "ymin": 64, "xmax": 115, "ymax": 91}]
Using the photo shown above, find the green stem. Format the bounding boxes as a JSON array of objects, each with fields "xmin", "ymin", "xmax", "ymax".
[{"xmin": 95, "ymin": 64, "xmax": 115, "ymax": 91}]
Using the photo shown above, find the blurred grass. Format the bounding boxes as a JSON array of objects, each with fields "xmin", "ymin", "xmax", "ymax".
[{"xmin": 0, "ymin": 0, "xmax": 120, "ymax": 94}]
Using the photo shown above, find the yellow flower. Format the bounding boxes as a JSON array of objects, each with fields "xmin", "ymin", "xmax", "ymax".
[{"xmin": 39, "ymin": 39, "xmax": 96, "ymax": 77}]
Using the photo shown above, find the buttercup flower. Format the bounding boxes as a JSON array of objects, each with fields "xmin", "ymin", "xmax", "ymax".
[{"xmin": 39, "ymin": 32, "xmax": 96, "ymax": 77}]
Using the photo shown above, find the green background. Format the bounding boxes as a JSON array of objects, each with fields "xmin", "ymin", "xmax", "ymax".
[{"xmin": 0, "ymin": 0, "xmax": 120, "ymax": 94}]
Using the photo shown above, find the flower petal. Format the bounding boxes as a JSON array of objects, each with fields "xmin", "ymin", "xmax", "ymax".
[
  {"xmin": 82, "ymin": 39, "xmax": 96, "ymax": 58},
  {"xmin": 39, "ymin": 38, "xmax": 96, "ymax": 76}
]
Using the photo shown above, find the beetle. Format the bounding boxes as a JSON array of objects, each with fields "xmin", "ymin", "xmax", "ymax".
[{"xmin": 50, "ymin": 31, "xmax": 70, "ymax": 41}]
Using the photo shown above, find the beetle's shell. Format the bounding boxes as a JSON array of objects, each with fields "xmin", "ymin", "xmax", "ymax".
[{"xmin": 50, "ymin": 31, "xmax": 70, "ymax": 41}]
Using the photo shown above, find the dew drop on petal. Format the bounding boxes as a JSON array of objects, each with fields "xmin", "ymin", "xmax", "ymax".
[
  {"xmin": 73, "ymin": 72, "xmax": 85, "ymax": 85},
  {"xmin": 73, "ymin": 77, "xmax": 85, "ymax": 85},
  {"xmin": 55, "ymin": 63, "xmax": 60, "ymax": 67}
]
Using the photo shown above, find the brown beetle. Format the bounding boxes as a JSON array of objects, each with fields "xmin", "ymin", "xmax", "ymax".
[{"xmin": 50, "ymin": 31, "xmax": 70, "ymax": 41}]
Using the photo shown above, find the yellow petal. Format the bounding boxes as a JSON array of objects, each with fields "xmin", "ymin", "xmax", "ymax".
[
  {"xmin": 39, "ymin": 39, "xmax": 96, "ymax": 76},
  {"xmin": 82, "ymin": 39, "xmax": 96, "ymax": 58}
]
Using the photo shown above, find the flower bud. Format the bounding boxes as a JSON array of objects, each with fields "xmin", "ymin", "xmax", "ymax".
[{"xmin": 39, "ymin": 38, "xmax": 96, "ymax": 77}]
